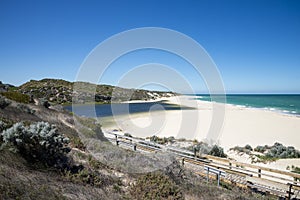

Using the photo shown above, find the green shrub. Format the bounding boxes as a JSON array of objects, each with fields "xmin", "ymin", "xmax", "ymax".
[
  {"xmin": 186, "ymin": 142, "xmax": 227, "ymax": 157},
  {"xmin": 230, "ymin": 144, "xmax": 252, "ymax": 154},
  {"xmin": 64, "ymin": 167, "xmax": 115, "ymax": 188},
  {"xmin": 39, "ymin": 98, "xmax": 51, "ymax": 108},
  {"xmin": 16, "ymin": 104, "xmax": 35, "ymax": 114},
  {"xmin": 254, "ymin": 145, "xmax": 266, "ymax": 153},
  {"xmin": 70, "ymin": 136, "xmax": 86, "ymax": 150},
  {"xmin": 0, "ymin": 95, "xmax": 11, "ymax": 109},
  {"xmin": 0, "ymin": 118, "xmax": 14, "ymax": 132},
  {"xmin": 245, "ymin": 144, "xmax": 253, "ymax": 151},
  {"xmin": 265, "ymin": 143, "xmax": 300, "ymax": 159},
  {"xmin": 129, "ymin": 172, "xmax": 183, "ymax": 200},
  {"xmin": 149, "ymin": 135, "xmax": 175, "ymax": 145},
  {"xmin": 1, "ymin": 122, "xmax": 70, "ymax": 168},
  {"xmin": 1, "ymin": 91, "xmax": 30, "ymax": 104},
  {"xmin": 209, "ymin": 145, "xmax": 227, "ymax": 158},
  {"xmin": 187, "ymin": 142, "xmax": 211, "ymax": 154}
]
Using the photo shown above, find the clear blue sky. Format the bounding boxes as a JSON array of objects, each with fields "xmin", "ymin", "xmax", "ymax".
[{"xmin": 0, "ymin": 0, "xmax": 299, "ymax": 93}]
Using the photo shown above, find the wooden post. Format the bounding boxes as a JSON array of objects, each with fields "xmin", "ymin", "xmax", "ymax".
[
  {"xmin": 194, "ymin": 148, "xmax": 197, "ymax": 159},
  {"xmin": 133, "ymin": 144, "xmax": 137, "ymax": 151},
  {"xmin": 217, "ymin": 171, "xmax": 221, "ymax": 187},
  {"xmin": 258, "ymin": 169, "xmax": 261, "ymax": 178},
  {"xmin": 116, "ymin": 140, "xmax": 119, "ymax": 146},
  {"xmin": 206, "ymin": 167, "xmax": 209, "ymax": 182},
  {"xmin": 288, "ymin": 183, "xmax": 292, "ymax": 200}
]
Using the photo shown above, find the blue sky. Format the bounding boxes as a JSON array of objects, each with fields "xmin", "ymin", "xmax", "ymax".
[{"xmin": 0, "ymin": 0, "xmax": 299, "ymax": 93}]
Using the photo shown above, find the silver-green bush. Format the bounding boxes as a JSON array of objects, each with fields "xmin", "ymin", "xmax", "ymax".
[{"xmin": 1, "ymin": 121, "xmax": 70, "ymax": 168}]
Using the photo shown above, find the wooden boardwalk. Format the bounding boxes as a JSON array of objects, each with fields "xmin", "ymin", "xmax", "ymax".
[{"xmin": 105, "ymin": 132, "xmax": 300, "ymax": 199}]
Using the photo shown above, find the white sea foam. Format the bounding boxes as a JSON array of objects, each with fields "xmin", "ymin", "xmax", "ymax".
[{"xmin": 236, "ymin": 105, "xmax": 246, "ymax": 108}]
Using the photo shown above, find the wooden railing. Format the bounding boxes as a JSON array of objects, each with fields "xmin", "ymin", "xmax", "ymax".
[{"xmin": 105, "ymin": 132, "xmax": 300, "ymax": 199}]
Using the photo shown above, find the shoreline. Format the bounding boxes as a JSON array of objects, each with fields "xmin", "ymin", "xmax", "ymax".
[
  {"xmin": 100, "ymin": 95, "xmax": 300, "ymax": 152},
  {"xmin": 187, "ymin": 94, "xmax": 300, "ymax": 117}
]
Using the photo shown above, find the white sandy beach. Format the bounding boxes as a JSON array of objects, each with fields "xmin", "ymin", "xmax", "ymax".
[{"xmin": 101, "ymin": 95, "xmax": 300, "ymax": 153}]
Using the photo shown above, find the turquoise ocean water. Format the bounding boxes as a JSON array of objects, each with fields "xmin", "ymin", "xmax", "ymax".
[{"xmin": 193, "ymin": 94, "xmax": 300, "ymax": 116}]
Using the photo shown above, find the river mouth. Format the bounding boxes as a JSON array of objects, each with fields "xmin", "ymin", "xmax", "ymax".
[{"xmin": 64, "ymin": 100, "xmax": 195, "ymax": 118}]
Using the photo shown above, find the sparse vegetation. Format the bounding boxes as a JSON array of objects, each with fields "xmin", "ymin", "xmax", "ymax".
[
  {"xmin": 148, "ymin": 135, "xmax": 176, "ymax": 144},
  {"xmin": 64, "ymin": 167, "xmax": 115, "ymax": 188},
  {"xmin": 230, "ymin": 144, "xmax": 253, "ymax": 154},
  {"xmin": 129, "ymin": 172, "xmax": 183, "ymax": 200},
  {"xmin": 1, "ymin": 91, "xmax": 31, "ymax": 104},
  {"xmin": 17, "ymin": 78, "xmax": 175, "ymax": 104},
  {"xmin": 70, "ymin": 136, "xmax": 86, "ymax": 150},
  {"xmin": 16, "ymin": 104, "xmax": 35, "ymax": 114},
  {"xmin": 0, "ymin": 95, "xmax": 11, "ymax": 109}
]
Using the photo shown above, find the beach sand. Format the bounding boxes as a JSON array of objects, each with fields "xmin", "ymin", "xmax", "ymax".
[{"xmin": 101, "ymin": 95, "xmax": 300, "ymax": 152}]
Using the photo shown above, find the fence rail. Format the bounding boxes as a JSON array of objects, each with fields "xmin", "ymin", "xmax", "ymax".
[{"xmin": 105, "ymin": 132, "xmax": 300, "ymax": 199}]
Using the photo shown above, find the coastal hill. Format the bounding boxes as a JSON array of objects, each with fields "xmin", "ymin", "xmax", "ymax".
[
  {"xmin": 0, "ymin": 79, "xmax": 269, "ymax": 199},
  {"xmin": 16, "ymin": 78, "xmax": 175, "ymax": 104}
]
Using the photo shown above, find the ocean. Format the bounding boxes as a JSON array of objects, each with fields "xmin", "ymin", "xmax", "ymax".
[
  {"xmin": 193, "ymin": 94, "xmax": 300, "ymax": 116},
  {"xmin": 65, "ymin": 94, "xmax": 300, "ymax": 117}
]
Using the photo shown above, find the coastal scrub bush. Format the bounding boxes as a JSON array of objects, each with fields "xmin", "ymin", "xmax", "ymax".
[
  {"xmin": 230, "ymin": 144, "xmax": 253, "ymax": 154},
  {"xmin": 254, "ymin": 145, "xmax": 266, "ymax": 153},
  {"xmin": 245, "ymin": 144, "xmax": 253, "ymax": 151},
  {"xmin": 39, "ymin": 98, "xmax": 51, "ymax": 108},
  {"xmin": 64, "ymin": 168, "xmax": 114, "ymax": 187},
  {"xmin": 129, "ymin": 172, "xmax": 183, "ymax": 200},
  {"xmin": 265, "ymin": 143, "xmax": 300, "ymax": 159},
  {"xmin": 16, "ymin": 104, "xmax": 35, "ymax": 114},
  {"xmin": 0, "ymin": 121, "xmax": 70, "ymax": 168},
  {"xmin": 209, "ymin": 145, "xmax": 227, "ymax": 158},
  {"xmin": 0, "ymin": 120, "xmax": 6, "ymax": 132},
  {"xmin": 253, "ymin": 143, "xmax": 300, "ymax": 163},
  {"xmin": 0, "ymin": 91, "xmax": 30, "ymax": 104},
  {"xmin": 186, "ymin": 142, "xmax": 226, "ymax": 157},
  {"xmin": 188, "ymin": 142, "xmax": 210, "ymax": 154},
  {"xmin": 0, "ymin": 95, "xmax": 10, "ymax": 109},
  {"xmin": 0, "ymin": 118, "xmax": 14, "ymax": 132},
  {"xmin": 149, "ymin": 135, "xmax": 176, "ymax": 144}
]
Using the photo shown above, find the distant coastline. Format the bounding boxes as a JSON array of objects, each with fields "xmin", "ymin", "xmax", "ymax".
[{"xmin": 190, "ymin": 94, "xmax": 300, "ymax": 116}]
